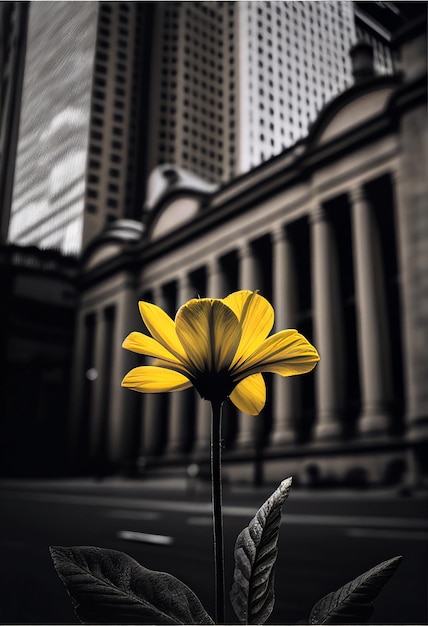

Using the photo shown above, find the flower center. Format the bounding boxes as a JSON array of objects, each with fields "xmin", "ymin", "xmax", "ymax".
[{"xmin": 191, "ymin": 368, "xmax": 236, "ymax": 403}]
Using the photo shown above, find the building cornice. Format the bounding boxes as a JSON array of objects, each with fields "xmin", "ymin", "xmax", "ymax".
[{"xmin": 78, "ymin": 73, "xmax": 426, "ymax": 291}]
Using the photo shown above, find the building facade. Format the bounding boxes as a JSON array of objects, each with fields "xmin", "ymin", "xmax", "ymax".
[
  {"xmin": 0, "ymin": 2, "xmax": 28, "ymax": 244},
  {"xmin": 68, "ymin": 19, "xmax": 428, "ymax": 488},
  {"xmin": 236, "ymin": 1, "xmax": 357, "ymax": 172},
  {"xmin": 145, "ymin": 1, "xmax": 395, "ymax": 180},
  {"xmin": 146, "ymin": 2, "xmax": 236, "ymax": 184},
  {"xmin": 6, "ymin": 1, "xmax": 98, "ymax": 255},
  {"xmin": 81, "ymin": 2, "xmax": 155, "ymax": 247}
]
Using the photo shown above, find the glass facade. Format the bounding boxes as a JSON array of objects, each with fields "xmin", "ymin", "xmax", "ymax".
[{"xmin": 7, "ymin": 2, "xmax": 98, "ymax": 255}]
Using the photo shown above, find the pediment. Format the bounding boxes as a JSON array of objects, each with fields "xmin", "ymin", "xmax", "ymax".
[
  {"xmin": 150, "ymin": 196, "xmax": 201, "ymax": 240},
  {"xmin": 82, "ymin": 219, "xmax": 144, "ymax": 270},
  {"xmin": 308, "ymin": 78, "xmax": 400, "ymax": 149},
  {"xmin": 85, "ymin": 242, "xmax": 123, "ymax": 270},
  {"xmin": 319, "ymin": 87, "xmax": 395, "ymax": 144}
]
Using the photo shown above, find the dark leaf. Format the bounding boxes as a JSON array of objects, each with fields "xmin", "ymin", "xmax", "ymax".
[
  {"xmin": 309, "ymin": 555, "xmax": 403, "ymax": 624},
  {"xmin": 50, "ymin": 545, "xmax": 214, "ymax": 625},
  {"xmin": 230, "ymin": 477, "xmax": 292, "ymax": 625}
]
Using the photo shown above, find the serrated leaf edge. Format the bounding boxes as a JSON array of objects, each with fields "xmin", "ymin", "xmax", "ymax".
[
  {"xmin": 50, "ymin": 546, "xmax": 181, "ymax": 624},
  {"xmin": 230, "ymin": 477, "xmax": 292, "ymax": 625},
  {"xmin": 309, "ymin": 555, "xmax": 403, "ymax": 625}
]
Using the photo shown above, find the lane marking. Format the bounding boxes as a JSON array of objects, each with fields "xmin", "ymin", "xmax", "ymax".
[
  {"xmin": 117, "ymin": 530, "xmax": 174, "ymax": 545},
  {"xmin": 345, "ymin": 528, "xmax": 428, "ymax": 541},
  {"xmin": 107, "ymin": 510, "xmax": 162, "ymax": 521},
  {"xmin": 3, "ymin": 491, "xmax": 214, "ymax": 514},
  {"xmin": 281, "ymin": 513, "xmax": 428, "ymax": 530},
  {"xmin": 187, "ymin": 516, "xmax": 213, "ymax": 526}
]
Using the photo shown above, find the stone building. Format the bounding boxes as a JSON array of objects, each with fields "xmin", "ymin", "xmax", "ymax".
[{"xmin": 69, "ymin": 19, "xmax": 428, "ymax": 488}]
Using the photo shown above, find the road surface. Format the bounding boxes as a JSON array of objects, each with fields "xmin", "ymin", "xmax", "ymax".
[{"xmin": 0, "ymin": 479, "xmax": 426, "ymax": 624}]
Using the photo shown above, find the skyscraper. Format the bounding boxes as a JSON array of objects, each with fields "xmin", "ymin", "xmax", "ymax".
[
  {"xmin": 145, "ymin": 1, "xmax": 377, "ymax": 179},
  {"xmin": 146, "ymin": 2, "xmax": 236, "ymax": 184},
  {"xmin": 81, "ymin": 2, "xmax": 154, "ymax": 246},
  {"xmin": 145, "ymin": 1, "xmax": 401, "ymax": 179},
  {"xmin": 0, "ymin": 2, "xmax": 28, "ymax": 243},
  {"xmin": 6, "ymin": 1, "xmax": 402, "ymax": 254},
  {"xmin": 6, "ymin": 2, "xmax": 98, "ymax": 255},
  {"xmin": 235, "ymin": 1, "xmax": 357, "ymax": 172}
]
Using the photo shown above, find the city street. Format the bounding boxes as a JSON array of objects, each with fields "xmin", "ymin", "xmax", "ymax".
[{"xmin": 0, "ymin": 479, "xmax": 427, "ymax": 624}]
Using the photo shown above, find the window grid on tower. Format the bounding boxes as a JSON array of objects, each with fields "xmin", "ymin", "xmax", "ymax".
[
  {"xmin": 151, "ymin": 2, "xmax": 232, "ymax": 182},
  {"xmin": 147, "ymin": 1, "xmax": 396, "ymax": 183},
  {"xmin": 355, "ymin": 24, "xmax": 394, "ymax": 76},
  {"xmin": 85, "ymin": 2, "xmax": 137, "ymax": 226},
  {"xmin": 157, "ymin": 3, "xmax": 179, "ymax": 166},
  {"xmin": 244, "ymin": 0, "xmax": 357, "ymax": 169},
  {"xmin": 179, "ymin": 3, "xmax": 227, "ymax": 181}
]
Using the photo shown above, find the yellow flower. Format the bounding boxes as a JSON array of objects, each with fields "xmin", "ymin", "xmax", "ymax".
[{"xmin": 121, "ymin": 290, "xmax": 319, "ymax": 415}]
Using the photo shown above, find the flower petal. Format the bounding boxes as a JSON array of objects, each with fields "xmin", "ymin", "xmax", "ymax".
[
  {"xmin": 222, "ymin": 290, "xmax": 254, "ymax": 318},
  {"xmin": 121, "ymin": 366, "xmax": 192, "ymax": 393},
  {"xmin": 229, "ymin": 373, "xmax": 266, "ymax": 415},
  {"xmin": 138, "ymin": 301, "xmax": 189, "ymax": 363},
  {"xmin": 122, "ymin": 332, "xmax": 191, "ymax": 377},
  {"xmin": 235, "ymin": 329, "xmax": 320, "ymax": 379},
  {"xmin": 175, "ymin": 298, "xmax": 241, "ymax": 372},
  {"xmin": 224, "ymin": 291, "xmax": 274, "ymax": 368},
  {"xmin": 122, "ymin": 332, "xmax": 185, "ymax": 363}
]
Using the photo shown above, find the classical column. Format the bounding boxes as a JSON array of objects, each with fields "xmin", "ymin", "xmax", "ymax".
[
  {"xmin": 141, "ymin": 285, "xmax": 166, "ymax": 457},
  {"xmin": 349, "ymin": 186, "xmax": 392, "ymax": 436},
  {"xmin": 206, "ymin": 255, "xmax": 225, "ymax": 299},
  {"xmin": 108, "ymin": 276, "xmax": 140, "ymax": 466},
  {"xmin": 89, "ymin": 309, "xmax": 106, "ymax": 465},
  {"xmin": 166, "ymin": 273, "xmax": 194, "ymax": 454},
  {"xmin": 310, "ymin": 205, "xmax": 346, "ymax": 440},
  {"xmin": 391, "ymin": 172, "xmax": 427, "ymax": 441},
  {"xmin": 235, "ymin": 241, "xmax": 260, "ymax": 448},
  {"xmin": 89, "ymin": 306, "xmax": 118, "ymax": 474},
  {"xmin": 270, "ymin": 225, "xmax": 300, "ymax": 446},
  {"xmin": 194, "ymin": 256, "xmax": 226, "ymax": 454},
  {"xmin": 69, "ymin": 309, "xmax": 94, "ymax": 468}
]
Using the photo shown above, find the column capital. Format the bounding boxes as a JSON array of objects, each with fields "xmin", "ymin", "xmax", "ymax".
[
  {"xmin": 237, "ymin": 239, "xmax": 253, "ymax": 259},
  {"xmin": 348, "ymin": 185, "xmax": 367, "ymax": 206},
  {"xmin": 309, "ymin": 204, "xmax": 327, "ymax": 224},
  {"xmin": 271, "ymin": 223, "xmax": 287, "ymax": 244}
]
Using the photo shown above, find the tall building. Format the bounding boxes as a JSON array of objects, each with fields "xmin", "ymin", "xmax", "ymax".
[
  {"xmin": 236, "ymin": 1, "xmax": 357, "ymax": 172},
  {"xmin": 146, "ymin": 3, "xmax": 236, "ymax": 185},
  {"xmin": 82, "ymin": 2, "xmax": 155, "ymax": 247},
  {"xmin": 6, "ymin": 2, "xmax": 98, "ymax": 255},
  {"xmin": 0, "ymin": 2, "xmax": 28, "ymax": 244},
  {"xmin": 5, "ymin": 1, "xmax": 402, "ymax": 254},
  {"xmin": 145, "ymin": 1, "xmax": 393, "ymax": 179}
]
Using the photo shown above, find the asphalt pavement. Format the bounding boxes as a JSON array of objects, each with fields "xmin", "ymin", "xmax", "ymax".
[{"xmin": 0, "ymin": 476, "xmax": 427, "ymax": 625}]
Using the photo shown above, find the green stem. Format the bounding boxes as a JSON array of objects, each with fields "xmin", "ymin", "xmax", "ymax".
[{"xmin": 210, "ymin": 400, "xmax": 225, "ymax": 625}]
